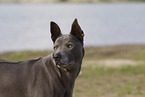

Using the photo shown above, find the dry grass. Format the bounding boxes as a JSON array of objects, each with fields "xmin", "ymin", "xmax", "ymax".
[{"xmin": 85, "ymin": 44, "xmax": 145, "ymax": 61}]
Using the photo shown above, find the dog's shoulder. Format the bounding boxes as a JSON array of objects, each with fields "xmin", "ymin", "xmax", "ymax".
[
  {"xmin": 0, "ymin": 57, "xmax": 42, "ymax": 65},
  {"xmin": 0, "ymin": 59, "xmax": 21, "ymax": 64}
]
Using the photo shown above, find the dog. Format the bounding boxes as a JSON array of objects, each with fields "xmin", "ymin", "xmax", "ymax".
[{"xmin": 0, "ymin": 19, "xmax": 84, "ymax": 97}]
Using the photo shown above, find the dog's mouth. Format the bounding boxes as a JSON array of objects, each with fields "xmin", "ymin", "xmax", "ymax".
[
  {"xmin": 55, "ymin": 61, "xmax": 73, "ymax": 69},
  {"xmin": 56, "ymin": 62, "xmax": 68, "ymax": 68}
]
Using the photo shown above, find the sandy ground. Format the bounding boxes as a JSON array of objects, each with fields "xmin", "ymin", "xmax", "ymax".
[{"xmin": 83, "ymin": 59, "xmax": 144, "ymax": 67}]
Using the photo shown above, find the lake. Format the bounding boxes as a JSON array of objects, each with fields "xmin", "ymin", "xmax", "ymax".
[{"xmin": 0, "ymin": 3, "xmax": 145, "ymax": 52}]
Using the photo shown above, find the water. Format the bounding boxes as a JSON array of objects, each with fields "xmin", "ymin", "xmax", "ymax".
[{"xmin": 0, "ymin": 3, "xmax": 145, "ymax": 52}]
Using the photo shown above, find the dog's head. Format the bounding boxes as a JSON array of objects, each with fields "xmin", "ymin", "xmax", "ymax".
[{"xmin": 50, "ymin": 19, "xmax": 84, "ymax": 70}]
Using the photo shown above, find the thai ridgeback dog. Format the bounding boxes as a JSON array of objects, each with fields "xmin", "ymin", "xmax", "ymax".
[{"xmin": 0, "ymin": 19, "xmax": 84, "ymax": 97}]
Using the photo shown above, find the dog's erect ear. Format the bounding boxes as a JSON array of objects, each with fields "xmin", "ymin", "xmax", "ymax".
[
  {"xmin": 70, "ymin": 19, "xmax": 84, "ymax": 43},
  {"xmin": 50, "ymin": 21, "xmax": 62, "ymax": 43}
]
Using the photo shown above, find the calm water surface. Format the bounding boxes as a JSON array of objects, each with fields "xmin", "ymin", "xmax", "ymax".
[{"xmin": 0, "ymin": 3, "xmax": 145, "ymax": 52}]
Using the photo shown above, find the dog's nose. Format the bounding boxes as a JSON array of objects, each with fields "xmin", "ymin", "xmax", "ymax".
[{"xmin": 53, "ymin": 53, "xmax": 61, "ymax": 61}]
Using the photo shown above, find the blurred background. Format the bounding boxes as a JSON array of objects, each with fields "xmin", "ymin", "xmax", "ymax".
[
  {"xmin": 0, "ymin": 0, "xmax": 145, "ymax": 97},
  {"xmin": 0, "ymin": 0, "xmax": 145, "ymax": 52}
]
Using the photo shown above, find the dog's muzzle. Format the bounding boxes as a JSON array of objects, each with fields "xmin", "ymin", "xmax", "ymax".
[
  {"xmin": 53, "ymin": 53, "xmax": 61, "ymax": 61},
  {"xmin": 53, "ymin": 53, "xmax": 65, "ymax": 68}
]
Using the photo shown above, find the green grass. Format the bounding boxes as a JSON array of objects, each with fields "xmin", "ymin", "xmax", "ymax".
[
  {"xmin": 74, "ymin": 64, "xmax": 145, "ymax": 97},
  {"xmin": 0, "ymin": 45, "xmax": 145, "ymax": 97}
]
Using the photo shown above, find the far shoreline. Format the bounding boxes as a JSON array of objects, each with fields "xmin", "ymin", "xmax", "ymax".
[
  {"xmin": 0, "ymin": 0, "xmax": 145, "ymax": 3},
  {"xmin": 0, "ymin": 44, "xmax": 145, "ymax": 61}
]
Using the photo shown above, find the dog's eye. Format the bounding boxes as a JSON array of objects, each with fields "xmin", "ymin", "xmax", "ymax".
[
  {"xmin": 67, "ymin": 44, "xmax": 73, "ymax": 48},
  {"xmin": 54, "ymin": 46, "xmax": 58, "ymax": 50}
]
